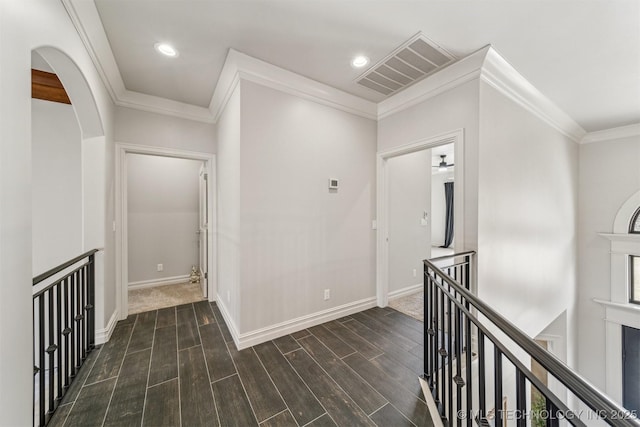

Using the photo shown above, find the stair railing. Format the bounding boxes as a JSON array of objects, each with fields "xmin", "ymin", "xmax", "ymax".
[
  {"xmin": 32, "ymin": 249, "xmax": 99, "ymax": 426},
  {"xmin": 424, "ymin": 251, "xmax": 639, "ymax": 427}
]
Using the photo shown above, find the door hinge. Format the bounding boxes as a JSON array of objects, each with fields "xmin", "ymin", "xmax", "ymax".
[
  {"xmin": 204, "ymin": 272, "xmax": 208, "ymax": 279},
  {"xmin": 204, "ymin": 173, "xmax": 208, "ymax": 181}
]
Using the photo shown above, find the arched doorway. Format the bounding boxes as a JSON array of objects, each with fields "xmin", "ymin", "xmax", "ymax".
[{"xmin": 30, "ymin": 46, "xmax": 106, "ymax": 425}]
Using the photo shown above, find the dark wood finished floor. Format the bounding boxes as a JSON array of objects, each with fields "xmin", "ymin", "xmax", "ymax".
[{"xmin": 50, "ymin": 302, "xmax": 432, "ymax": 427}]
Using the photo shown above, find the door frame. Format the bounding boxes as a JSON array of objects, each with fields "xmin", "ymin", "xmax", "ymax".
[
  {"xmin": 376, "ymin": 129, "xmax": 465, "ymax": 307},
  {"xmin": 115, "ymin": 143, "xmax": 217, "ymax": 320}
]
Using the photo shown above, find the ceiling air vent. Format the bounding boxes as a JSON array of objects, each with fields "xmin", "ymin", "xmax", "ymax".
[{"xmin": 356, "ymin": 33, "xmax": 456, "ymax": 96}]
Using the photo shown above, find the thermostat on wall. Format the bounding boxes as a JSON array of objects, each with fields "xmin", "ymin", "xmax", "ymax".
[{"xmin": 328, "ymin": 178, "xmax": 339, "ymax": 190}]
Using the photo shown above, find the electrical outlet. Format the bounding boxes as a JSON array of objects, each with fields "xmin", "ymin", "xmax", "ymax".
[
  {"xmin": 413, "ymin": 269, "xmax": 417, "ymax": 277},
  {"xmin": 324, "ymin": 289, "xmax": 330, "ymax": 300},
  {"xmin": 157, "ymin": 263, "xmax": 163, "ymax": 272}
]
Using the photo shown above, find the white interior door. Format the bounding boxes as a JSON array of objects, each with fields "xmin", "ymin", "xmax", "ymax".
[
  {"xmin": 198, "ymin": 165, "xmax": 208, "ymax": 297},
  {"xmin": 386, "ymin": 149, "xmax": 432, "ymax": 295}
]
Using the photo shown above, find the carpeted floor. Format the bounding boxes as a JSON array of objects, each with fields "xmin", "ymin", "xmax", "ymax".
[
  {"xmin": 128, "ymin": 281, "xmax": 205, "ymax": 315},
  {"xmin": 389, "ymin": 291, "xmax": 424, "ymax": 322}
]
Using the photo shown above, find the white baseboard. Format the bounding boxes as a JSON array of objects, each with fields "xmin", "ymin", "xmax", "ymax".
[
  {"xmin": 128, "ymin": 275, "xmax": 190, "ymax": 290},
  {"xmin": 95, "ymin": 309, "xmax": 119, "ymax": 345},
  {"xmin": 388, "ymin": 283, "xmax": 423, "ymax": 301},
  {"xmin": 224, "ymin": 297, "xmax": 378, "ymax": 350},
  {"xmin": 214, "ymin": 296, "xmax": 241, "ymax": 350}
]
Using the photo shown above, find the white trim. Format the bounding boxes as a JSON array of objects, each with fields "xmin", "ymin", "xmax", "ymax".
[
  {"xmin": 60, "ymin": 4, "xmax": 376, "ymax": 123},
  {"xmin": 598, "ymin": 233, "xmax": 640, "ymax": 243},
  {"xmin": 479, "ymin": 47, "xmax": 585, "ymax": 142},
  {"xmin": 612, "ymin": 190, "xmax": 640, "ymax": 234},
  {"xmin": 377, "ymin": 129, "xmax": 465, "ymax": 307},
  {"xmin": 63, "ymin": 0, "xmax": 215, "ymax": 123},
  {"xmin": 115, "ymin": 143, "xmax": 217, "ymax": 320},
  {"xmin": 117, "ymin": 90, "xmax": 215, "ymax": 123},
  {"xmin": 581, "ymin": 123, "xmax": 640, "ymax": 144},
  {"xmin": 594, "ymin": 298, "xmax": 640, "ymax": 317},
  {"xmin": 219, "ymin": 296, "xmax": 378, "ymax": 350},
  {"xmin": 388, "ymin": 283, "xmax": 423, "ymax": 301},
  {"xmin": 128, "ymin": 275, "xmax": 190, "ymax": 290},
  {"xmin": 596, "ymin": 191, "xmax": 640, "ymax": 404},
  {"xmin": 214, "ymin": 296, "xmax": 241, "ymax": 349},
  {"xmin": 95, "ymin": 309, "xmax": 119, "ymax": 345},
  {"xmin": 378, "ymin": 45, "xmax": 586, "ymax": 143},
  {"xmin": 59, "ymin": 5, "xmax": 588, "ymax": 139},
  {"xmin": 210, "ymin": 49, "xmax": 377, "ymax": 121},
  {"xmin": 61, "ymin": 0, "xmax": 122, "ymax": 104}
]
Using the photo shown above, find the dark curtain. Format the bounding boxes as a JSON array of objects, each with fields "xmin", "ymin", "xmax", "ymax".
[{"xmin": 441, "ymin": 182, "xmax": 454, "ymax": 248}]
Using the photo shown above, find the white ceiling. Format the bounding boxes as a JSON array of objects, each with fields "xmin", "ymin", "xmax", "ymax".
[{"xmin": 88, "ymin": 0, "xmax": 640, "ymax": 132}]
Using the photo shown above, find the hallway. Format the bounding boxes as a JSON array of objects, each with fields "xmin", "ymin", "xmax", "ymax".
[{"xmin": 49, "ymin": 303, "xmax": 431, "ymax": 427}]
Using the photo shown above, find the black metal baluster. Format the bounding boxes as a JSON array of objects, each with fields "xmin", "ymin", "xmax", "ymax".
[
  {"xmin": 440, "ymin": 282, "xmax": 446, "ymax": 411},
  {"xmin": 494, "ymin": 347, "xmax": 503, "ymax": 427},
  {"xmin": 447, "ymin": 297, "xmax": 453, "ymax": 422},
  {"xmin": 38, "ymin": 294, "xmax": 45, "ymax": 426},
  {"xmin": 454, "ymin": 304, "xmax": 463, "ymax": 427},
  {"xmin": 432, "ymin": 274, "xmax": 439, "ymax": 395},
  {"xmin": 63, "ymin": 278, "xmax": 70, "ymax": 389},
  {"xmin": 80, "ymin": 267, "xmax": 86, "ymax": 361},
  {"xmin": 56, "ymin": 282, "xmax": 62, "ymax": 404},
  {"xmin": 88, "ymin": 254, "xmax": 95, "ymax": 349},
  {"xmin": 32, "ymin": 298, "xmax": 37, "ymax": 427},
  {"xmin": 545, "ymin": 398, "xmax": 559, "ymax": 427},
  {"xmin": 516, "ymin": 369, "xmax": 526, "ymax": 427},
  {"xmin": 464, "ymin": 255, "xmax": 471, "ymax": 291},
  {"xmin": 48, "ymin": 287, "xmax": 56, "ymax": 416},
  {"xmin": 465, "ymin": 315, "xmax": 473, "ymax": 427},
  {"xmin": 69, "ymin": 273, "xmax": 76, "ymax": 377},
  {"xmin": 478, "ymin": 330, "xmax": 486, "ymax": 425},
  {"xmin": 75, "ymin": 271, "xmax": 81, "ymax": 370},
  {"xmin": 424, "ymin": 266, "xmax": 431, "ymax": 381}
]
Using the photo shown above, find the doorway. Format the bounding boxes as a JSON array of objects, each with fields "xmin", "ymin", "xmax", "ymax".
[
  {"xmin": 376, "ymin": 129, "xmax": 464, "ymax": 307},
  {"xmin": 116, "ymin": 144, "xmax": 216, "ymax": 319}
]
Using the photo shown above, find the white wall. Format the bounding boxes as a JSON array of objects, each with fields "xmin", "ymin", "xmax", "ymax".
[
  {"xmin": 0, "ymin": 0, "xmax": 114, "ymax": 422},
  {"xmin": 216, "ymin": 84, "xmax": 242, "ymax": 330},
  {"xmin": 378, "ymin": 79, "xmax": 480, "ymax": 254},
  {"xmin": 115, "ymin": 106, "xmax": 216, "ymax": 153},
  {"xmin": 387, "ymin": 150, "xmax": 431, "ymax": 293},
  {"xmin": 238, "ymin": 80, "xmax": 377, "ymax": 334},
  {"xmin": 577, "ymin": 134, "xmax": 640, "ymax": 390},
  {"xmin": 31, "ymin": 99, "xmax": 82, "ymax": 275},
  {"xmin": 127, "ymin": 154, "xmax": 201, "ymax": 284},
  {"xmin": 432, "ymin": 169, "xmax": 455, "ymax": 247},
  {"xmin": 477, "ymin": 81, "xmax": 579, "ymax": 354}
]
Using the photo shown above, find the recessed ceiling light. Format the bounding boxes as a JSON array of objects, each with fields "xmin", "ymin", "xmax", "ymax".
[
  {"xmin": 351, "ymin": 55, "xmax": 370, "ymax": 68},
  {"xmin": 154, "ymin": 42, "xmax": 178, "ymax": 57}
]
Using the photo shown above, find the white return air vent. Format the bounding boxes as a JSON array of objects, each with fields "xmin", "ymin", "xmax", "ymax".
[{"xmin": 356, "ymin": 33, "xmax": 456, "ymax": 96}]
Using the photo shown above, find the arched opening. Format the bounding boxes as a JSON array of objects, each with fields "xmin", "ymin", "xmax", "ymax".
[{"xmin": 30, "ymin": 46, "xmax": 106, "ymax": 425}]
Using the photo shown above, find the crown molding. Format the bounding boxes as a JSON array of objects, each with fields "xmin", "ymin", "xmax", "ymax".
[
  {"xmin": 580, "ymin": 123, "xmax": 640, "ymax": 144},
  {"xmin": 210, "ymin": 49, "xmax": 377, "ymax": 121},
  {"xmin": 378, "ymin": 45, "xmax": 587, "ymax": 143},
  {"xmin": 480, "ymin": 46, "xmax": 586, "ymax": 142},
  {"xmin": 63, "ymin": 1, "xmax": 592, "ymax": 135},
  {"xmin": 377, "ymin": 46, "xmax": 489, "ymax": 120},
  {"xmin": 63, "ymin": 0, "xmax": 215, "ymax": 123},
  {"xmin": 61, "ymin": 0, "xmax": 123, "ymax": 102},
  {"xmin": 118, "ymin": 90, "xmax": 215, "ymax": 123}
]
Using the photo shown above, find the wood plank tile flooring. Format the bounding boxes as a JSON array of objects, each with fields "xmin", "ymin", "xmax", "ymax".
[{"xmin": 50, "ymin": 302, "xmax": 432, "ymax": 427}]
